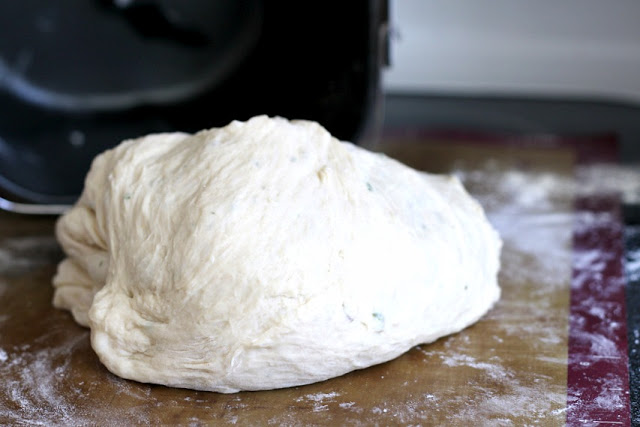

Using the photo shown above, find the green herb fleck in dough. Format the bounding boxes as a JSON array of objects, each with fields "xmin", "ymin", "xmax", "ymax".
[
  {"xmin": 366, "ymin": 182, "xmax": 373, "ymax": 192},
  {"xmin": 372, "ymin": 312, "xmax": 385, "ymax": 332}
]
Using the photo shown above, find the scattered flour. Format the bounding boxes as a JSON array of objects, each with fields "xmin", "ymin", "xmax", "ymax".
[
  {"xmin": 296, "ymin": 392, "xmax": 340, "ymax": 402},
  {"xmin": 0, "ymin": 235, "xmax": 61, "ymax": 276},
  {"xmin": 295, "ymin": 392, "xmax": 341, "ymax": 412},
  {"xmin": 0, "ymin": 331, "xmax": 91, "ymax": 425},
  {"xmin": 577, "ymin": 164, "xmax": 640, "ymax": 204},
  {"xmin": 439, "ymin": 353, "xmax": 512, "ymax": 381},
  {"xmin": 457, "ymin": 163, "xmax": 640, "ymax": 208},
  {"xmin": 626, "ymin": 227, "xmax": 640, "ymax": 282},
  {"xmin": 455, "ymin": 167, "xmax": 574, "ymax": 290}
]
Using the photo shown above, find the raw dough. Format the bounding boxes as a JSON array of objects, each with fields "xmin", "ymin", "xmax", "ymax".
[{"xmin": 52, "ymin": 116, "xmax": 501, "ymax": 393}]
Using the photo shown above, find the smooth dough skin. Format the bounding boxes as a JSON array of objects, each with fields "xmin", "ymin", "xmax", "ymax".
[{"xmin": 52, "ymin": 115, "xmax": 502, "ymax": 393}]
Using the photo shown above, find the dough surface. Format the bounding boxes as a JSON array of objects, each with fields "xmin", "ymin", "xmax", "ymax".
[{"xmin": 53, "ymin": 116, "xmax": 501, "ymax": 393}]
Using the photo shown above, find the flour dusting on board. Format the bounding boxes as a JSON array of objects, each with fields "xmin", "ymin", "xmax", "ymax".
[
  {"xmin": 0, "ymin": 330, "xmax": 151, "ymax": 426},
  {"xmin": 626, "ymin": 226, "xmax": 640, "ymax": 283},
  {"xmin": 0, "ymin": 331, "xmax": 89, "ymax": 425},
  {"xmin": 456, "ymin": 166, "xmax": 574, "ymax": 289},
  {"xmin": 0, "ymin": 235, "xmax": 60, "ymax": 275},
  {"xmin": 448, "ymin": 163, "xmax": 638, "ymax": 425},
  {"xmin": 295, "ymin": 392, "xmax": 341, "ymax": 412}
]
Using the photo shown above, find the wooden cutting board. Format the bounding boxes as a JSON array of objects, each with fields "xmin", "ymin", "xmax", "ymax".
[{"xmin": 0, "ymin": 140, "xmax": 582, "ymax": 425}]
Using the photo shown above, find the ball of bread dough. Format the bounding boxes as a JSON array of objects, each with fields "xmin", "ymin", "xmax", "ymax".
[{"xmin": 52, "ymin": 115, "xmax": 501, "ymax": 393}]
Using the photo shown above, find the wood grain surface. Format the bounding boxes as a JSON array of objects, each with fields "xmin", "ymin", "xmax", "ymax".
[{"xmin": 0, "ymin": 141, "xmax": 576, "ymax": 425}]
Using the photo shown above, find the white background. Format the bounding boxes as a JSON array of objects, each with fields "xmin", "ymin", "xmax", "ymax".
[{"xmin": 383, "ymin": 0, "xmax": 640, "ymax": 104}]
